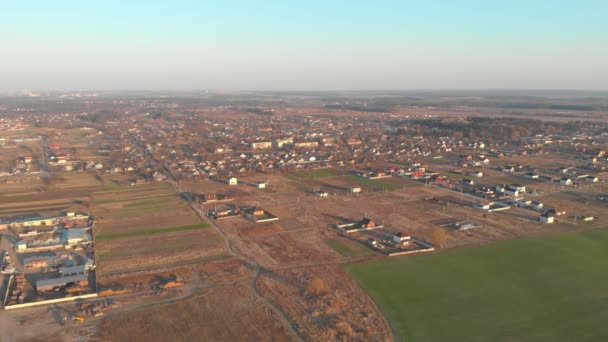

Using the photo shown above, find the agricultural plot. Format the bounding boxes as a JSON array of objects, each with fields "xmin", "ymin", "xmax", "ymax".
[
  {"xmin": 325, "ymin": 237, "xmax": 376, "ymax": 257},
  {"xmin": 347, "ymin": 228, "xmax": 608, "ymax": 342},
  {"xmin": 346, "ymin": 175, "xmax": 400, "ymax": 191},
  {"xmin": 282, "ymin": 168, "xmax": 337, "ymax": 180},
  {"xmin": 92, "ymin": 185, "xmax": 225, "ymax": 281}
]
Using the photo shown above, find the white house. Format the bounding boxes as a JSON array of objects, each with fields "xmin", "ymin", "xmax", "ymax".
[
  {"xmin": 228, "ymin": 177, "xmax": 238, "ymax": 185},
  {"xmin": 504, "ymin": 188, "xmax": 519, "ymax": 197},
  {"xmin": 531, "ymin": 200, "xmax": 544, "ymax": 211},
  {"xmin": 540, "ymin": 210, "xmax": 555, "ymax": 224},
  {"xmin": 585, "ymin": 176, "xmax": 599, "ymax": 183},
  {"xmin": 392, "ymin": 232, "xmax": 411, "ymax": 244},
  {"xmin": 469, "ymin": 171, "xmax": 483, "ymax": 178},
  {"xmin": 559, "ymin": 177, "xmax": 573, "ymax": 186},
  {"xmin": 524, "ymin": 172, "xmax": 539, "ymax": 179},
  {"xmin": 256, "ymin": 181, "xmax": 267, "ymax": 189},
  {"xmin": 17, "ymin": 240, "xmax": 27, "ymax": 250}
]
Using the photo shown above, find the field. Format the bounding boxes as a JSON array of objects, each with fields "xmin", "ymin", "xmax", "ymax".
[
  {"xmin": 325, "ymin": 237, "xmax": 375, "ymax": 257},
  {"xmin": 92, "ymin": 183, "xmax": 226, "ymax": 280},
  {"xmin": 94, "ymin": 259, "xmax": 297, "ymax": 342},
  {"xmin": 282, "ymin": 168, "xmax": 337, "ymax": 180},
  {"xmin": 347, "ymin": 228, "xmax": 608, "ymax": 341},
  {"xmin": 346, "ymin": 175, "xmax": 400, "ymax": 191}
]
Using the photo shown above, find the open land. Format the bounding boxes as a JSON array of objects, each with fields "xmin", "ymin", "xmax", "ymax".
[
  {"xmin": 347, "ymin": 227, "xmax": 608, "ymax": 341},
  {"xmin": 1, "ymin": 91, "xmax": 608, "ymax": 341}
]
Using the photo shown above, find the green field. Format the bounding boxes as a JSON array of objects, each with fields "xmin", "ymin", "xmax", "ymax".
[
  {"xmin": 347, "ymin": 228, "xmax": 608, "ymax": 341},
  {"xmin": 104, "ymin": 180, "xmax": 124, "ymax": 191},
  {"xmin": 326, "ymin": 238, "xmax": 375, "ymax": 257},
  {"xmin": 96, "ymin": 223, "xmax": 209, "ymax": 241},
  {"xmin": 346, "ymin": 175, "xmax": 399, "ymax": 191}
]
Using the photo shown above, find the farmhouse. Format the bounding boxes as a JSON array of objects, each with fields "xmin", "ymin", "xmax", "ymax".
[
  {"xmin": 242, "ymin": 206, "xmax": 279, "ymax": 223},
  {"xmin": 530, "ymin": 200, "xmax": 544, "ymax": 211},
  {"xmin": 315, "ymin": 190, "xmax": 329, "ymax": 197},
  {"xmin": 228, "ymin": 177, "xmax": 238, "ymax": 185},
  {"xmin": 560, "ymin": 177, "xmax": 573, "ymax": 186},
  {"xmin": 256, "ymin": 181, "xmax": 267, "ymax": 189},
  {"xmin": 524, "ymin": 172, "xmax": 539, "ymax": 179},
  {"xmin": 337, "ymin": 217, "xmax": 384, "ymax": 233},
  {"xmin": 468, "ymin": 171, "xmax": 483, "ymax": 178},
  {"xmin": 17, "ymin": 240, "xmax": 28, "ymax": 250},
  {"xmin": 585, "ymin": 175, "xmax": 599, "ymax": 183},
  {"xmin": 582, "ymin": 216, "xmax": 595, "ymax": 222},
  {"xmin": 540, "ymin": 209, "xmax": 555, "ymax": 224},
  {"xmin": 392, "ymin": 232, "xmax": 411, "ymax": 244},
  {"xmin": 207, "ymin": 205, "xmax": 240, "ymax": 220}
]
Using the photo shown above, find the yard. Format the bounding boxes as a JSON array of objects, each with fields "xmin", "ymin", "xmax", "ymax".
[
  {"xmin": 325, "ymin": 237, "xmax": 375, "ymax": 257},
  {"xmin": 347, "ymin": 228, "xmax": 608, "ymax": 341},
  {"xmin": 346, "ymin": 175, "xmax": 400, "ymax": 191}
]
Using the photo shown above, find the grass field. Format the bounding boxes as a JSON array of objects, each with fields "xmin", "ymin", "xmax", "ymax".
[
  {"xmin": 347, "ymin": 228, "xmax": 608, "ymax": 342},
  {"xmin": 104, "ymin": 180, "xmax": 124, "ymax": 191},
  {"xmin": 346, "ymin": 175, "xmax": 399, "ymax": 191},
  {"xmin": 96, "ymin": 223, "xmax": 209, "ymax": 241},
  {"xmin": 326, "ymin": 238, "xmax": 375, "ymax": 257}
]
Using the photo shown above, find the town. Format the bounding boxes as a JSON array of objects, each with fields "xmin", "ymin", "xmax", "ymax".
[{"xmin": 1, "ymin": 91, "xmax": 607, "ymax": 341}]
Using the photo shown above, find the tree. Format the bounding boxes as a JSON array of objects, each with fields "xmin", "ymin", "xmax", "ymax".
[
  {"xmin": 307, "ymin": 277, "xmax": 330, "ymax": 296},
  {"xmin": 431, "ymin": 227, "xmax": 448, "ymax": 248}
]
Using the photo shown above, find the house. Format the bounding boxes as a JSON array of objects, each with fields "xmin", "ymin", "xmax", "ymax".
[
  {"xmin": 469, "ymin": 171, "xmax": 483, "ymax": 178},
  {"xmin": 477, "ymin": 201, "xmax": 492, "ymax": 210},
  {"xmin": 540, "ymin": 209, "xmax": 555, "ymax": 224},
  {"xmin": 256, "ymin": 181, "xmax": 267, "ymax": 189},
  {"xmin": 350, "ymin": 187, "xmax": 362, "ymax": 194},
  {"xmin": 392, "ymin": 232, "xmax": 411, "ymax": 244},
  {"xmin": 359, "ymin": 217, "xmax": 377, "ymax": 229},
  {"xmin": 17, "ymin": 240, "xmax": 27, "ymax": 250},
  {"xmin": 531, "ymin": 200, "xmax": 544, "ymax": 211},
  {"xmin": 462, "ymin": 178, "xmax": 475, "ymax": 186},
  {"xmin": 315, "ymin": 190, "xmax": 329, "ymax": 197},
  {"xmin": 585, "ymin": 175, "xmax": 599, "ymax": 183},
  {"xmin": 524, "ymin": 172, "xmax": 539, "ymax": 179},
  {"xmin": 582, "ymin": 216, "xmax": 595, "ymax": 222},
  {"xmin": 559, "ymin": 177, "xmax": 573, "ymax": 186},
  {"xmin": 228, "ymin": 177, "xmax": 238, "ymax": 185}
]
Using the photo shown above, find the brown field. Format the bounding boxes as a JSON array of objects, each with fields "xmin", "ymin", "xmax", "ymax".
[
  {"xmin": 96, "ymin": 283, "xmax": 294, "ymax": 342},
  {"xmin": 92, "ymin": 184, "xmax": 227, "ymax": 282},
  {"xmin": 257, "ymin": 265, "xmax": 392, "ymax": 341}
]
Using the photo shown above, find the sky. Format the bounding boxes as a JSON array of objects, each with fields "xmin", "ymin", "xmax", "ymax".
[{"xmin": 1, "ymin": 0, "xmax": 607, "ymax": 91}]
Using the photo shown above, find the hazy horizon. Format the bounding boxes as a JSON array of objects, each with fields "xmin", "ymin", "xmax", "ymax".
[{"xmin": 2, "ymin": 1, "xmax": 607, "ymax": 91}]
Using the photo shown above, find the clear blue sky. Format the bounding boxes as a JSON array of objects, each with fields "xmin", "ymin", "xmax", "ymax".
[{"xmin": 1, "ymin": 1, "xmax": 607, "ymax": 91}]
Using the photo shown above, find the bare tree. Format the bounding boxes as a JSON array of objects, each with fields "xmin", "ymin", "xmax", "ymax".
[{"xmin": 431, "ymin": 227, "xmax": 448, "ymax": 248}]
